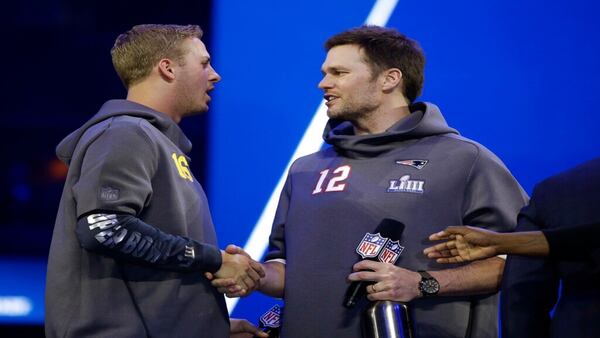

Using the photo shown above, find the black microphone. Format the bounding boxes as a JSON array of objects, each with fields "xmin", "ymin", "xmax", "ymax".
[{"xmin": 343, "ymin": 218, "xmax": 405, "ymax": 308}]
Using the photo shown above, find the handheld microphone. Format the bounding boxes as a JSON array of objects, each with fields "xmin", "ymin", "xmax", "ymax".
[
  {"xmin": 253, "ymin": 304, "xmax": 282, "ymax": 338},
  {"xmin": 343, "ymin": 218, "xmax": 405, "ymax": 308}
]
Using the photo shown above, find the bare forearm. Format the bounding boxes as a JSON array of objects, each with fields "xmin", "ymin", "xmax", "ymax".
[
  {"xmin": 429, "ymin": 257, "xmax": 504, "ymax": 296},
  {"xmin": 259, "ymin": 261, "xmax": 285, "ymax": 298}
]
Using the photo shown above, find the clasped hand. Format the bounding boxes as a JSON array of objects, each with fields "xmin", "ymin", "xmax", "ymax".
[{"xmin": 208, "ymin": 244, "xmax": 264, "ymax": 297}]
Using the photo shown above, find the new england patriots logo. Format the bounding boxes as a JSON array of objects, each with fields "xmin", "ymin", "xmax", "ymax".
[
  {"xmin": 356, "ymin": 233, "xmax": 388, "ymax": 259},
  {"xmin": 260, "ymin": 304, "xmax": 282, "ymax": 328},
  {"xmin": 395, "ymin": 159, "xmax": 428, "ymax": 170},
  {"xmin": 378, "ymin": 240, "xmax": 404, "ymax": 264}
]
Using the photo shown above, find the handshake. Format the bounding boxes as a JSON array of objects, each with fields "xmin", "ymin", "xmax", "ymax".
[{"xmin": 207, "ymin": 244, "xmax": 265, "ymax": 297}]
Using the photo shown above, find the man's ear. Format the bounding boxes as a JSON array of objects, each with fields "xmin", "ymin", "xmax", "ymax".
[
  {"xmin": 381, "ymin": 68, "xmax": 402, "ymax": 92},
  {"xmin": 157, "ymin": 58, "xmax": 176, "ymax": 81}
]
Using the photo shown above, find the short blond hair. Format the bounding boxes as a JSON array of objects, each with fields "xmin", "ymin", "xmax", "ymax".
[{"xmin": 111, "ymin": 24, "xmax": 203, "ymax": 88}]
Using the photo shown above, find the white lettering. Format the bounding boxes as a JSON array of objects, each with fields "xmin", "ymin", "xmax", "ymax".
[
  {"xmin": 387, "ymin": 175, "xmax": 425, "ymax": 193},
  {"xmin": 87, "ymin": 214, "xmax": 118, "ymax": 230}
]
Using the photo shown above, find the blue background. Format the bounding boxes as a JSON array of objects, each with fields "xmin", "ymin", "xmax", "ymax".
[
  {"xmin": 1, "ymin": 0, "xmax": 599, "ymax": 332},
  {"xmin": 209, "ymin": 0, "xmax": 600, "ymax": 321}
]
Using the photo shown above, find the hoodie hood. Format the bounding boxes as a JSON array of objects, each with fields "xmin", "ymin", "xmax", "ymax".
[
  {"xmin": 323, "ymin": 102, "xmax": 458, "ymax": 158},
  {"xmin": 56, "ymin": 100, "xmax": 191, "ymax": 164}
]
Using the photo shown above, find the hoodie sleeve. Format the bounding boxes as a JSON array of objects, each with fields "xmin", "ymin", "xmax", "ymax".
[
  {"xmin": 70, "ymin": 120, "xmax": 223, "ymax": 272},
  {"xmin": 72, "ymin": 120, "xmax": 156, "ymax": 217},
  {"xmin": 501, "ymin": 190, "xmax": 558, "ymax": 338},
  {"xmin": 264, "ymin": 169, "xmax": 293, "ymax": 262},
  {"xmin": 461, "ymin": 146, "xmax": 528, "ymax": 232},
  {"xmin": 543, "ymin": 221, "xmax": 600, "ymax": 256},
  {"xmin": 75, "ymin": 212, "xmax": 222, "ymax": 273}
]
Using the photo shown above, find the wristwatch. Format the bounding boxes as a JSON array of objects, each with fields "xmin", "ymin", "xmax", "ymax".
[{"xmin": 417, "ymin": 270, "xmax": 440, "ymax": 297}]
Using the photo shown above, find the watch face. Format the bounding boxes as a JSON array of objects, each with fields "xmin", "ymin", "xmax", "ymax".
[{"xmin": 420, "ymin": 278, "xmax": 440, "ymax": 295}]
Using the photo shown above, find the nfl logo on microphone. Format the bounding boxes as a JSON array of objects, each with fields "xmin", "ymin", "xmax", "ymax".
[
  {"xmin": 260, "ymin": 304, "xmax": 282, "ymax": 328},
  {"xmin": 378, "ymin": 240, "xmax": 404, "ymax": 264},
  {"xmin": 356, "ymin": 233, "xmax": 388, "ymax": 259}
]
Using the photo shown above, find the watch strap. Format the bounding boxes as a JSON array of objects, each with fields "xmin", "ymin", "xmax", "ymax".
[{"xmin": 417, "ymin": 270, "xmax": 434, "ymax": 279}]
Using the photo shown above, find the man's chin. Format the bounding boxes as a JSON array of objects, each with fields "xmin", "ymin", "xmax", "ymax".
[
  {"xmin": 183, "ymin": 105, "xmax": 209, "ymax": 118},
  {"xmin": 326, "ymin": 109, "xmax": 344, "ymax": 120}
]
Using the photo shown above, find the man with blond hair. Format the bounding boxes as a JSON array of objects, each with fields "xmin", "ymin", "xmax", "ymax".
[{"xmin": 45, "ymin": 24, "xmax": 265, "ymax": 338}]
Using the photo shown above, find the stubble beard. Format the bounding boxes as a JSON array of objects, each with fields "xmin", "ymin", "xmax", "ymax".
[
  {"xmin": 177, "ymin": 86, "xmax": 209, "ymax": 118},
  {"xmin": 327, "ymin": 96, "xmax": 379, "ymax": 124},
  {"xmin": 327, "ymin": 78, "xmax": 380, "ymax": 123}
]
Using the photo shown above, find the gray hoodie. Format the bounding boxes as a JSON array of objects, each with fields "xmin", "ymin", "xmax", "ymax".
[
  {"xmin": 46, "ymin": 100, "xmax": 228, "ymax": 338},
  {"xmin": 266, "ymin": 102, "xmax": 527, "ymax": 338}
]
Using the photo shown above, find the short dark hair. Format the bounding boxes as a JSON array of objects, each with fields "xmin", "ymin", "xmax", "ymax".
[
  {"xmin": 111, "ymin": 24, "xmax": 203, "ymax": 88},
  {"xmin": 325, "ymin": 25, "xmax": 425, "ymax": 103}
]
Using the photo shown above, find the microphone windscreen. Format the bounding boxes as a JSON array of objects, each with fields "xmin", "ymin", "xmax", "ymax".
[{"xmin": 374, "ymin": 218, "xmax": 405, "ymax": 241}]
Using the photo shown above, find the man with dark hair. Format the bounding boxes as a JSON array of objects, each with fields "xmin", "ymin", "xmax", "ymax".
[
  {"xmin": 214, "ymin": 25, "xmax": 526, "ymax": 338},
  {"xmin": 45, "ymin": 24, "xmax": 265, "ymax": 338},
  {"xmin": 323, "ymin": 25, "xmax": 425, "ymax": 104}
]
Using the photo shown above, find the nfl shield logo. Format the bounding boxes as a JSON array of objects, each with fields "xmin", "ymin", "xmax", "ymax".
[
  {"xmin": 356, "ymin": 233, "xmax": 388, "ymax": 259},
  {"xmin": 378, "ymin": 240, "xmax": 404, "ymax": 264},
  {"xmin": 259, "ymin": 304, "xmax": 282, "ymax": 328}
]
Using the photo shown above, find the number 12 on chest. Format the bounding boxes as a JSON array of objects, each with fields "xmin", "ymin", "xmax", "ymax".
[{"xmin": 312, "ymin": 165, "xmax": 352, "ymax": 194}]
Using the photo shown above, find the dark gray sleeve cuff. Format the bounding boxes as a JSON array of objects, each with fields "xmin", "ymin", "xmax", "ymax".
[{"xmin": 194, "ymin": 243, "xmax": 222, "ymax": 273}]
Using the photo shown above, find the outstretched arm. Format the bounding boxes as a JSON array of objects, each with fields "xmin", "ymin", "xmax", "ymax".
[{"xmin": 423, "ymin": 226, "xmax": 550, "ymax": 263}]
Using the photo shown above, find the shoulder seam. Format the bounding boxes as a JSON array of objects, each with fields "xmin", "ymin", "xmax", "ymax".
[
  {"xmin": 98, "ymin": 116, "xmax": 159, "ymax": 175},
  {"xmin": 460, "ymin": 140, "xmax": 482, "ymax": 219}
]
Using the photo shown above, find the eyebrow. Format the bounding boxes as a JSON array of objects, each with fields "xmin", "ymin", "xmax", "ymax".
[{"xmin": 321, "ymin": 65, "xmax": 347, "ymax": 74}]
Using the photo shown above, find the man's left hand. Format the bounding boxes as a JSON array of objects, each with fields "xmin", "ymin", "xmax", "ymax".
[{"xmin": 347, "ymin": 260, "xmax": 422, "ymax": 302}]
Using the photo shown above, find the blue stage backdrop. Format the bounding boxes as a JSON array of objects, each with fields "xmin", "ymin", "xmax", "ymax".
[
  {"xmin": 209, "ymin": 0, "xmax": 600, "ymax": 322},
  {"xmin": 0, "ymin": 258, "xmax": 45, "ymax": 324}
]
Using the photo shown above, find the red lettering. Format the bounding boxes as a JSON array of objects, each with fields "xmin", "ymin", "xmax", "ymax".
[
  {"xmin": 263, "ymin": 312, "xmax": 277, "ymax": 321},
  {"xmin": 379, "ymin": 250, "xmax": 393, "ymax": 263},
  {"xmin": 359, "ymin": 242, "xmax": 379, "ymax": 256}
]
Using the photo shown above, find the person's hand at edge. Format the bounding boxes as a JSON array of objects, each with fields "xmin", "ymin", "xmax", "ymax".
[
  {"xmin": 230, "ymin": 318, "xmax": 268, "ymax": 338},
  {"xmin": 423, "ymin": 226, "xmax": 499, "ymax": 263}
]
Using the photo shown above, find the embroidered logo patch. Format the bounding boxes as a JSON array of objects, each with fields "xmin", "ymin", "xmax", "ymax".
[
  {"xmin": 387, "ymin": 175, "xmax": 425, "ymax": 194},
  {"xmin": 395, "ymin": 159, "xmax": 428, "ymax": 170},
  {"xmin": 100, "ymin": 187, "xmax": 120, "ymax": 201}
]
